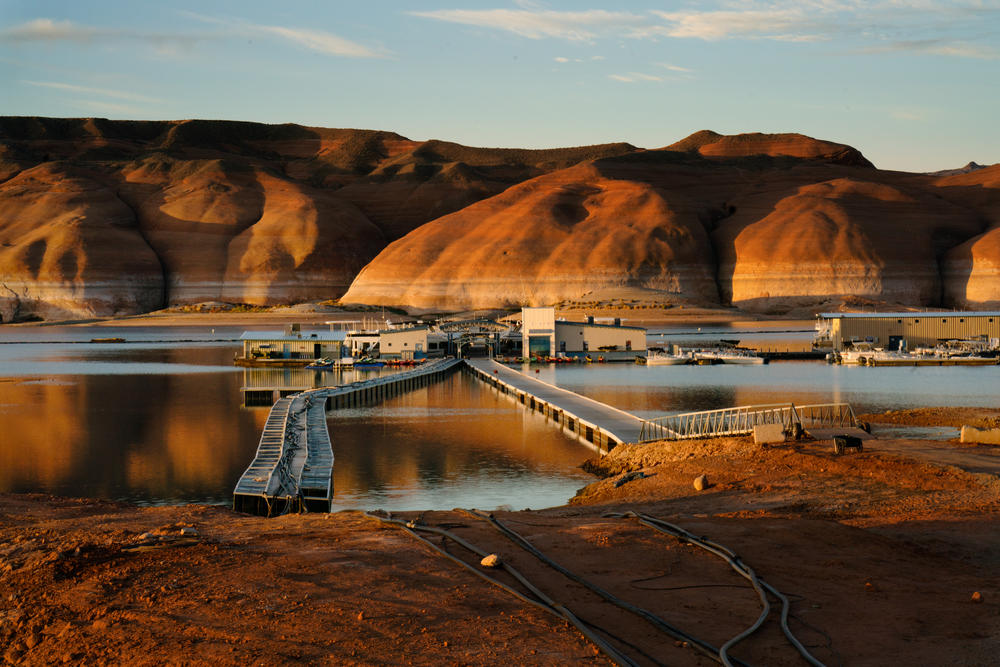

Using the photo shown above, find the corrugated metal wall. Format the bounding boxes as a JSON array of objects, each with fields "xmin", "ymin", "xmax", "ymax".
[{"xmin": 833, "ymin": 315, "xmax": 1000, "ymax": 349}]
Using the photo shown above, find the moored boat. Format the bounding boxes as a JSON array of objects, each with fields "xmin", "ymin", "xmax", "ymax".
[{"xmin": 640, "ymin": 351, "xmax": 692, "ymax": 365}]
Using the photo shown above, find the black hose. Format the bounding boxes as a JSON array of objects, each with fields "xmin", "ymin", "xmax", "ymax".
[
  {"xmin": 607, "ymin": 512, "xmax": 826, "ymax": 667},
  {"xmin": 461, "ymin": 509, "xmax": 734, "ymax": 665},
  {"xmin": 363, "ymin": 512, "xmax": 639, "ymax": 667}
]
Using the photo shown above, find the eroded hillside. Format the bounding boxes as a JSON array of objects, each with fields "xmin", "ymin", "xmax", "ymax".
[{"xmin": 1, "ymin": 118, "xmax": 997, "ymax": 319}]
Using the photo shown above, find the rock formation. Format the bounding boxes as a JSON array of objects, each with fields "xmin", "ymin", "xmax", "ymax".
[
  {"xmin": 343, "ymin": 162, "xmax": 719, "ymax": 309},
  {"xmin": 940, "ymin": 166, "xmax": 1000, "ymax": 308},
  {"xmin": 0, "ymin": 117, "xmax": 633, "ymax": 318},
  {"xmin": 1, "ymin": 118, "xmax": 997, "ymax": 319},
  {"xmin": 0, "ymin": 163, "xmax": 163, "ymax": 321}
]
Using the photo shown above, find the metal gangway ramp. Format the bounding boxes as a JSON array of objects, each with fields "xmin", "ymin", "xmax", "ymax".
[
  {"xmin": 465, "ymin": 359, "xmax": 646, "ymax": 451},
  {"xmin": 639, "ymin": 402, "xmax": 860, "ymax": 442}
]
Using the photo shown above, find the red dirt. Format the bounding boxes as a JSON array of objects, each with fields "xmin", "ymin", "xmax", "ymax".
[{"xmin": 3, "ymin": 427, "xmax": 1000, "ymax": 665}]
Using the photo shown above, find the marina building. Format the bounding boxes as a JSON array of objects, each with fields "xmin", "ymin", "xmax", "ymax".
[
  {"xmin": 239, "ymin": 324, "xmax": 346, "ymax": 361},
  {"xmin": 521, "ymin": 307, "xmax": 646, "ymax": 360},
  {"xmin": 379, "ymin": 325, "xmax": 431, "ymax": 360},
  {"xmin": 815, "ymin": 312, "xmax": 1000, "ymax": 351}
]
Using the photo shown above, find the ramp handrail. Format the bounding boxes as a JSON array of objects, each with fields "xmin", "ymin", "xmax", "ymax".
[{"xmin": 639, "ymin": 402, "xmax": 857, "ymax": 442}]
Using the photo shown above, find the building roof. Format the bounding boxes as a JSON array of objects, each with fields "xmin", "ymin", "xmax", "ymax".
[
  {"xmin": 818, "ymin": 312, "xmax": 1000, "ymax": 319},
  {"xmin": 556, "ymin": 320, "xmax": 646, "ymax": 331},
  {"xmin": 379, "ymin": 325, "xmax": 430, "ymax": 334},
  {"xmin": 240, "ymin": 330, "xmax": 346, "ymax": 342}
]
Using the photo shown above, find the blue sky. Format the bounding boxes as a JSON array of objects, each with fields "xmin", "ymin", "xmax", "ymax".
[{"xmin": 1, "ymin": 1, "xmax": 998, "ymax": 171}]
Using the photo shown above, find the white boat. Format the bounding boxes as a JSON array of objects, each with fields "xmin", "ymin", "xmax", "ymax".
[
  {"xmin": 836, "ymin": 342, "xmax": 875, "ymax": 365},
  {"xmin": 642, "ymin": 351, "xmax": 691, "ymax": 365},
  {"xmin": 694, "ymin": 348, "xmax": 766, "ymax": 365}
]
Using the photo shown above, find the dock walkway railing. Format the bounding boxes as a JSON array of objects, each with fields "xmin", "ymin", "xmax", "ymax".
[{"xmin": 639, "ymin": 402, "xmax": 859, "ymax": 442}]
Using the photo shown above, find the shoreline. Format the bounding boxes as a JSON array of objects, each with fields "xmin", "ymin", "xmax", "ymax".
[{"xmin": 3, "ymin": 424, "xmax": 999, "ymax": 665}]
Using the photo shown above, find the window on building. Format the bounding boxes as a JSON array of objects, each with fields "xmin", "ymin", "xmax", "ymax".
[
  {"xmin": 625, "ymin": 340, "xmax": 632, "ymax": 351},
  {"xmin": 582, "ymin": 341, "xmax": 589, "ymax": 351}
]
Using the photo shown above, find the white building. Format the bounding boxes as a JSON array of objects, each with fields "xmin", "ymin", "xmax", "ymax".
[{"xmin": 521, "ymin": 307, "xmax": 646, "ymax": 359}]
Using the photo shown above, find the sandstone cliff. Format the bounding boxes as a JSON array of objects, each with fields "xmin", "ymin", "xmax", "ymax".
[
  {"xmin": 0, "ymin": 163, "xmax": 163, "ymax": 321},
  {"xmin": 345, "ymin": 136, "xmax": 996, "ymax": 312},
  {"xmin": 0, "ymin": 117, "xmax": 633, "ymax": 319},
  {"xmin": 2, "ymin": 119, "xmax": 997, "ymax": 319}
]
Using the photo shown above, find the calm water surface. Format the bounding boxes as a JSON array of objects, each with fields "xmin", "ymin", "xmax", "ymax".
[
  {"xmin": 2, "ymin": 324, "xmax": 996, "ymax": 508},
  {"xmin": 0, "ymin": 326, "xmax": 591, "ymax": 509}
]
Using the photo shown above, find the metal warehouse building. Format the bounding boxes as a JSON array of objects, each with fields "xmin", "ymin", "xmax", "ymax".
[{"xmin": 815, "ymin": 312, "xmax": 1000, "ymax": 351}]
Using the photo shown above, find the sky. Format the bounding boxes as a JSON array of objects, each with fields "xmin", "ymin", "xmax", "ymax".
[{"xmin": 1, "ymin": 0, "xmax": 998, "ymax": 172}]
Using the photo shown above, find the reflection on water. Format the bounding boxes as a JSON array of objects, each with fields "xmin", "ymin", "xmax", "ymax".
[
  {"xmin": 0, "ymin": 361, "xmax": 264, "ymax": 505},
  {"xmin": 0, "ymin": 331, "xmax": 593, "ymax": 509},
  {"xmin": 3, "ymin": 324, "xmax": 997, "ymax": 508},
  {"xmin": 328, "ymin": 374, "xmax": 593, "ymax": 512}
]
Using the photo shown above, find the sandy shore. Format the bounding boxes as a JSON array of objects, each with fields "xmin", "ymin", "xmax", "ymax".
[{"xmin": 3, "ymin": 414, "xmax": 999, "ymax": 666}]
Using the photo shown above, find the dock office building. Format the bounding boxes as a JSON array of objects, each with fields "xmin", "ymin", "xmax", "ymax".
[
  {"xmin": 816, "ymin": 312, "xmax": 1000, "ymax": 351},
  {"xmin": 240, "ymin": 324, "xmax": 346, "ymax": 360},
  {"xmin": 522, "ymin": 307, "xmax": 646, "ymax": 360}
]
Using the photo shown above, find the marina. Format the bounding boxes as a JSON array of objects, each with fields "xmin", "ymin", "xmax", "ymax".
[{"xmin": 3, "ymin": 323, "xmax": 1000, "ymax": 509}]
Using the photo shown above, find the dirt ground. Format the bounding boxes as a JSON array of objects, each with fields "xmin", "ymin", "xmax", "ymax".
[{"xmin": 3, "ymin": 406, "xmax": 1000, "ymax": 666}]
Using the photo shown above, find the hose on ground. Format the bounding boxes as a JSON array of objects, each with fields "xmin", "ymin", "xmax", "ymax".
[
  {"xmin": 460, "ymin": 508, "xmax": 733, "ymax": 666},
  {"xmin": 364, "ymin": 511, "xmax": 639, "ymax": 667},
  {"xmin": 605, "ymin": 511, "xmax": 826, "ymax": 667}
]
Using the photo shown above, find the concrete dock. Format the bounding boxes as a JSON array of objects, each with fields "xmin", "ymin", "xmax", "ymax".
[{"xmin": 464, "ymin": 358, "xmax": 645, "ymax": 452}]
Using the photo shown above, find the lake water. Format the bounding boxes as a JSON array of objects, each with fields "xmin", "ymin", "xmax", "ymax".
[
  {"xmin": 0, "ymin": 326, "xmax": 592, "ymax": 510},
  {"xmin": 1, "ymin": 324, "xmax": 996, "ymax": 510}
]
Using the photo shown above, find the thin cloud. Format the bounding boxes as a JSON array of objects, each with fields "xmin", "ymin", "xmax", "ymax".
[
  {"xmin": 0, "ymin": 18, "xmax": 200, "ymax": 47},
  {"xmin": 0, "ymin": 18, "xmax": 102, "ymax": 42},
  {"xmin": 609, "ymin": 72, "xmax": 662, "ymax": 83},
  {"xmin": 554, "ymin": 56, "xmax": 570, "ymax": 63},
  {"xmin": 22, "ymin": 80, "xmax": 162, "ymax": 104},
  {"xmin": 658, "ymin": 63, "xmax": 693, "ymax": 73},
  {"xmin": 2, "ymin": 15, "xmax": 387, "ymax": 59},
  {"xmin": 648, "ymin": 6, "xmax": 832, "ymax": 42},
  {"xmin": 182, "ymin": 12, "xmax": 389, "ymax": 58},
  {"xmin": 410, "ymin": 9, "xmax": 644, "ymax": 41},
  {"xmin": 412, "ymin": 3, "xmax": 999, "ymax": 59},
  {"xmin": 862, "ymin": 39, "xmax": 1000, "ymax": 59},
  {"xmin": 253, "ymin": 25, "xmax": 387, "ymax": 58}
]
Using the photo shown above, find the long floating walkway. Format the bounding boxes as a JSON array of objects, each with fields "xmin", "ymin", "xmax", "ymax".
[
  {"xmin": 464, "ymin": 358, "xmax": 646, "ymax": 452},
  {"xmin": 233, "ymin": 358, "xmax": 463, "ymax": 516}
]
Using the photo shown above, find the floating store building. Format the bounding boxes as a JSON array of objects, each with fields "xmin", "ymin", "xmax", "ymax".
[{"xmin": 815, "ymin": 312, "xmax": 1000, "ymax": 351}]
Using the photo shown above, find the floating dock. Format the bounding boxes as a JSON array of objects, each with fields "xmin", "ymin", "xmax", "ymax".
[
  {"xmin": 234, "ymin": 356, "xmax": 865, "ymax": 517},
  {"xmin": 233, "ymin": 358, "xmax": 463, "ymax": 516}
]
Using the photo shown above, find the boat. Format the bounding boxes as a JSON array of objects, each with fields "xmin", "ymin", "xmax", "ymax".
[
  {"xmin": 641, "ymin": 351, "xmax": 691, "ymax": 366},
  {"xmin": 694, "ymin": 347, "xmax": 767, "ymax": 365},
  {"xmin": 353, "ymin": 357, "xmax": 386, "ymax": 368},
  {"xmin": 835, "ymin": 342, "xmax": 876, "ymax": 365}
]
